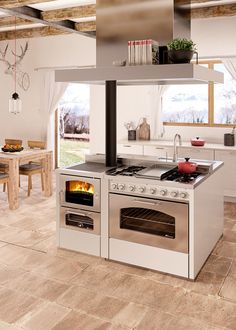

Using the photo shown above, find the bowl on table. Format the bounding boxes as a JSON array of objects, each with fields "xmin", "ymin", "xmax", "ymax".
[{"xmin": 1, "ymin": 144, "xmax": 24, "ymax": 152}]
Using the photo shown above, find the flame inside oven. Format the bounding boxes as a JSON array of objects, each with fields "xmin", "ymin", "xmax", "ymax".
[{"xmin": 66, "ymin": 181, "xmax": 94, "ymax": 195}]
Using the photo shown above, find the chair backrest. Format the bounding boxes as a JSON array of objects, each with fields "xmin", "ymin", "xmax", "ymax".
[
  {"xmin": 5, "ymin": 139, "xmax": 22, "ymax": 146},
  {"xmin": 28, "ymin": 140, "xmax": 46, "ymax": 149}
]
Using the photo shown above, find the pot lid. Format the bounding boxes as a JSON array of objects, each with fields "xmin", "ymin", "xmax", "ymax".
[{"xmin": 191, "ymin": 136, "xmax": 205, "ymax": 142}]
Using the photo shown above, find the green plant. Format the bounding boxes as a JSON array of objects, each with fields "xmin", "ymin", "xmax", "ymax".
[{"xmin": 167, "ymin": 38, "xmax": 196, "ymax": 51}]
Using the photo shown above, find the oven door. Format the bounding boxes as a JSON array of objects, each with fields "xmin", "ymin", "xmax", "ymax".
[
  {"xmin": 109, "ymin": 193, "xmax": 188, "ymax": 253},
  {"xmin": 60, "ymin": 207, "xmax": 100, "ymax": 235},
  {"xmin": 60, "ymin": 175, "xmax": 100, "ymax": 212}
]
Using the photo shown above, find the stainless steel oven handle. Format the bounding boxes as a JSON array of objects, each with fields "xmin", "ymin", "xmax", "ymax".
[
  {"xmin": 65, "ymin": 210, "xmax": 91, "ymax": 217},
  {"xmin": 59, "ymin": 190, "xmax": 64, "ymax": 203},
  {"xmin": 133, "ymin": 199, "xmax": 161, "ymax": 206}
]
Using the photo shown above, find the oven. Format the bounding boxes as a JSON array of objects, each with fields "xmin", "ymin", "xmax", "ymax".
[
  {"xmin": 60, "ymin": 207, "xmax": 100, "ymax": 235},
  {"xmin": 60, "ymin": 175, "xmax": 100, "ymax": 212},
  {"xmin": 109, "ymin": 193, "xmax": 188, "ymax": 253}
]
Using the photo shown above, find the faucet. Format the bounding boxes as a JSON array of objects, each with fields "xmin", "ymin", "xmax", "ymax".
[{"xmin": 173, "ymin": 134, "xmax": 182, "ymax": 162}]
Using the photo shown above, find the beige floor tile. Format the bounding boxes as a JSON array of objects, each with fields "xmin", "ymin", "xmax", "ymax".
[
  {"xmin": 31, "ymin": 235, "xmax": 57, "ymax": 253},
  {"xmin": 7, "ymin": 272, "xmax": 69, "ymax": 301},
  {"xmin": 135, "ymin": 309, "xmax": 175, "ymax": 330},
  {"xmin": 173, "ymin": 291, "xmax": 236, "ymax": 329},
  {"xmin": 0, "ymin": 242, "xmax": 7, "ymax": 248},
  {"xmin": 214, "ymin": 241, "xmax": 236, "ymax": 258},
  {"xmin": 224, "ymin": 219, "xmax": 236, "ymax": 231},
  {"xmin": 57, "ymin": 285, "xmax": 128, "ymax": 320},
  {"xmin": 0, "ymin": 320, "xmax": 22, "ymax": 330},
  {"xmin": 112, "ymin": 302, "xmax": 148, "ymax": 328},
  {"xmin": 229, "ymin": 260, "xmax": 236, "ymax": 277},
  {"xmin": 0, "ymin": 264, "xmax": 26, "ymax": 286},
  {"xmin": 51, "ymin": 310, "xmax": 111, "ymax": 330},
  {"xmin": 8, "ymin": 215, "xmax": 53, "ymax": 231},
  {"xmin": 220, "ymin": 276, "xmax": 236, "ymax": 302},
  {"xmin": 223, "ymin": 229, "xmax": 236, "ymax": 243},
  {"xmin": 20, "ymin": 302, "xmax": 71, "ymax": 330},
  {"xmin": 71, "ymin": 264, "xmax": 128, "ymax": 295},
  {"xmin": 167, "ymin": 315, "xmax": 225, "ymax": 330},
  {"xmin": 202, "ymin": 255, "xmax": 233, "ymax": 276},
  {"xmin": 0, "ymin": 287, "xmax": 42, "ymax": 324}
]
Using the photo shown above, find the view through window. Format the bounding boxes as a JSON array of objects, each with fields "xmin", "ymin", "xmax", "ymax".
[
  {"xmin": 162, "ymin": 62, "xmax": 236, "ymax": 126},
  {"xmin": 58, "ymin": 84, "xmax": 90, "ymax": 168}
]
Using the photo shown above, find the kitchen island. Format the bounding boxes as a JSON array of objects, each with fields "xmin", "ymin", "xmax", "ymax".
[{"xmin": 56, "ymin": 155, "xmax": 224, "ymax": 280}]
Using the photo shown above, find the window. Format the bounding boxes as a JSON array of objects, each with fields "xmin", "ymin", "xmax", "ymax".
[
  {"xmin": 162, "ymin": 61, "xmax": 236, "ymax": 127},
  {"xmin": 57, "ymin": 84, "xmax": 90, "ymax": 168}
]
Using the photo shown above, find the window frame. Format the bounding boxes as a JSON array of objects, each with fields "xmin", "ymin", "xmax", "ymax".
[{"xmin": 163, "ymin": 60, "xmax": 236, "ymax": 128}]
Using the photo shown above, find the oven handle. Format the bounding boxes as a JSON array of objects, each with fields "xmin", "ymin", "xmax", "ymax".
[
  {"xmin": 65, "ymin": 210, "xmax": 91, "ymax": 217},
  {"xmin": 133, "ymin": 199, "xmax": 161, "ymax": 206},
  {"xmin": 59, "ymin": 190, "xmax": 64, "ymax": 203}
]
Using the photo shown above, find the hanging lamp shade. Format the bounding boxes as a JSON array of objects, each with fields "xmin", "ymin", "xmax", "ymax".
[{"xmin": 9, "ymin": 92, "xmax": 22, "ymax": 114}]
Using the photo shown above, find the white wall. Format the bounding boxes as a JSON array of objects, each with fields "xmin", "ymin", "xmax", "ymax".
[
  {"xmin": 0, "ymin": 33, "xmax": 96, "ymax": 146},
  {"xmin": 90, "ymin": 16, "xmax": 236, "ymax": 154}
]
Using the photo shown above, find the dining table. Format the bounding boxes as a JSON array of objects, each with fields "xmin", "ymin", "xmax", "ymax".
[{"xmin": 0, "ymin": 149, "xmax": 53, "ymax": 210}]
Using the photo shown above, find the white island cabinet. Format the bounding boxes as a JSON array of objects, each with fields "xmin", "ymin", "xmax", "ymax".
[
  {"xmin": 215, "ymin": 150, "xmax": 236, "ymax": 198},
  {"xmin": 143, "ymin": 145, "xmax": 173, "ymax": 159},
  {"xmin": 177, "ymin": 147, "xmax": 214, "ymax": 161}
]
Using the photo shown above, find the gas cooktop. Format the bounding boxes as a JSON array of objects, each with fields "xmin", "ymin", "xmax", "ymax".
[
  {"xmin": 106, "ymin": 166, "xmax": 146, "ymax": 177},
  {"xmin": 106, "ymin": 164, "xmax": 203, "ymax": 184}
]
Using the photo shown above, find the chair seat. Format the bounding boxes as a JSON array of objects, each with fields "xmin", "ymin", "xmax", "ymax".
[
  {"xmin": 0, "ymin": 173, "xmax": 8, "ymax": 179},
  {"xmin": 19, "ymin": 163, "xmax": 42, "ymax": 171}
]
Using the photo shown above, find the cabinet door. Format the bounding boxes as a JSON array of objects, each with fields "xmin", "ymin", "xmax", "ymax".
[
  {"xmin": 117, "ymin": 144, "xmax": 143, "ymax": 155},
  {"xmin": 143, "ymin": 146, "xmax": 173, "ymax": 159},
  {"xmin": 215, "ymin": 150, "xmax": 236, "ymax": 197},
  {"xmin": 178, "ymin": 147, "xmax": 214, "ymax": 161}
]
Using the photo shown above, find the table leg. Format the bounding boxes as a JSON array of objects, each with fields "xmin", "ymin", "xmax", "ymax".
[
  {"xmin": 43, "ymin": 152, "xmax": 53, "ymax": 197},
  {"xmin": 8, "ymin": 158, "xmax": 19, "ymax": 210}
]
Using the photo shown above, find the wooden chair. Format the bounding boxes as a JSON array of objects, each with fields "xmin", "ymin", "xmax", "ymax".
[
  {"xmin": 19, "ymin": 140, "xmax": 46, "ymax": 196},
  {"xmin": 0, "ymin": 173, "xmax": 9, "ymax": 201}
]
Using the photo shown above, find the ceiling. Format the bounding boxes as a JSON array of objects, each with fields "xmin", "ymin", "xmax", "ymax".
[{"xmin": 0, "ymin": 0, "xmax": 235, "ymax": 41}]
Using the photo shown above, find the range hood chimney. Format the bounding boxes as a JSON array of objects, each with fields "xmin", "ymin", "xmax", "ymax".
[{"xmin": 96, "ymin": 0, "xmax": 190, "ymax": 68}]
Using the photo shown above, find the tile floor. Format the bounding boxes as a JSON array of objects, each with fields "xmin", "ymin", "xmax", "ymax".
[{"xmin": 0, "ymin": 175, "xmax": 235, "ymax": 330}]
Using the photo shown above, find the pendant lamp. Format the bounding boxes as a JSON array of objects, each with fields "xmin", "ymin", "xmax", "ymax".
[{"xmin": 9, "ymin": 16, "xmax": 22, "ymax": 114}]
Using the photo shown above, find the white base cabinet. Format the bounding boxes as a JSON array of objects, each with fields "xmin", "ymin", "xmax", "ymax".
[
  {"xmin": 117, "ymin": 144, "xmax": 144, "ymax": 155},
  {"xmin": 143, "ymin": 145, "xmax": 173, "ymax": 159},
  {"xmin": 177, "ymin": 147, "xmax": 214, "ymax": 161}
]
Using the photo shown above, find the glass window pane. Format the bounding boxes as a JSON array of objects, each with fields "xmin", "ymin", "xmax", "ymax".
[
  {"xmin": 162, "ymin": 84, "xmax": 208, "ymax": 124},
  {"xmin": 214, "ymin": 63, "xmax": 236, "ymax": 125}
]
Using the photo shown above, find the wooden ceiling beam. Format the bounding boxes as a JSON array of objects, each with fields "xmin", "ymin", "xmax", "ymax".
[
  {"xmin": 0, "ymin": 0, "xmax": 57, "ymax": 8},
  {"xmin": 0, "ymin": 5, "xmax": 95, "ymax": 38},
  {"xmin": 0, "ymin": 16, "xmax": 31, "ymax": 27},
  {"xmin": 192, "ymin": 4, "xmax": 236, "ymax": 18},
  {"xmin": 0, "ymin": 25, "xmax": 67, "ymax": 40},
  {"xmin": 41, "ymin": 5, "xmax": 96, "ymax": 22},
  {"xmin": 75, "ymin": 21, "xmax": 96, "ymax": 32}
]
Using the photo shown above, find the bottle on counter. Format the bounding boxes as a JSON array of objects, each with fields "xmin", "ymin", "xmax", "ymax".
[{"xmin": 138, "ymin": 117, "xmax": 150, "ymax": 140}]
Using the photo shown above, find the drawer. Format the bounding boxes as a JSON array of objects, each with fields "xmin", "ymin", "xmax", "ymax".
[
  {"xmin": 117, "ymin": 144, "xmax": 143, "ymax": 155},
  {"xmin": 178, "ymin": 147, "xmax": 214, "ymax": 160},
  {"xmin": 144, "ymin": 145, "xmax": 173, "ymax": 158}
]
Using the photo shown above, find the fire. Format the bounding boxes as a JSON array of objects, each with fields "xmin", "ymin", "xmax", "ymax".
[{"xmin": 67, "ymin": 181, "xmax": 94, "ymax": 194}]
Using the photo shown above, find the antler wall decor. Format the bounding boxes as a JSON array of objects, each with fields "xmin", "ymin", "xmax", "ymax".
[{"xmin": 0, "ymin": 42, "xmax": 30, "ymax": 91}]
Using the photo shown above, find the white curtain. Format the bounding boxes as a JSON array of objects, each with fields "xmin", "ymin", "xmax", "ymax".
[
  {"xmin": 222, "ymin": 58, "xmax": 236, "ymax": 81},
  {"xmin": 149, "ymin": 85, "xmax": 168, "ymax": 139},
  {"xmin": 40, "ymin": 71, "xmax": 68, "ymax": 160}
]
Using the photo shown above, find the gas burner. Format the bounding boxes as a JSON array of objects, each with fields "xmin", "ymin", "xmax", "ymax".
[
  {"xmin": 164, "ymin": 170, "xmax": 201, "ymax": 183},
  {"xmin": 106, "ymin": 165, "xmax": 146, "ymax": 176}
]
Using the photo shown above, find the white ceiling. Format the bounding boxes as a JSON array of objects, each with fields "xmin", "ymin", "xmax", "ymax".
[{"xmin": 29, "ymin": 0, "xmax": 96, "ymax": 11}]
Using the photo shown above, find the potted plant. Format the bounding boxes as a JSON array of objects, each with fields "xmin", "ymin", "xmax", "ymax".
[{"xmin": 167, "ymin": 38, "xmax": 197, "ymax": 64}]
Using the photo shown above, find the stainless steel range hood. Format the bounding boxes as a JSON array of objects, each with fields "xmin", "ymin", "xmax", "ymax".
[{"xmin": 55, "ymin": 0, "xmax": 223, "ymax": 85}]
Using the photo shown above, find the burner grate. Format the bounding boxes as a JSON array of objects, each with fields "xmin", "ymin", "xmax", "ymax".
[
  {"xmin": 163, "ymin": 170, "xmax": 201, "ymax": 183},
  {"xmin": 106, "ymin": 165, "xmax": 146, "ymax": 176}
]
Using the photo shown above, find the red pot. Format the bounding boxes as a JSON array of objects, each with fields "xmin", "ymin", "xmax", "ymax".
[
  {"xmin": 191, "ymin": 137, "xmax": 205, "ymax": 146},
  {"xmin": 178, "ymin": 158, "xmax": 198, "ymax": 174}
]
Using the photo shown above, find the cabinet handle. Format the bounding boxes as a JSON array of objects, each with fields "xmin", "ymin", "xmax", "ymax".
[
  {"xmin": 123, "ymin": 145, "xmax": 131, "ymax": 147},
  {"xmin": 155, "ymin": 147, "xmax": 164, "ymax": 150}
]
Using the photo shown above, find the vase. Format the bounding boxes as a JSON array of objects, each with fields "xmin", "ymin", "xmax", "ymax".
[{"xmin": 168, "ymin": 50, "xmax": 195, "ymax": 64}]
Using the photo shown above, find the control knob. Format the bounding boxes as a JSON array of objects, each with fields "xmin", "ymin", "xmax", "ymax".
[
  {"xmin": 111, "ymin": 183, "xmax": 117, "ymax": 190},
  {"xmin": 150, "ymin": 188, "xmax": 156, "ymax": 195},
  {"xmin": 170, "ymin": 191, "xmax": 178, "ymax": 197},
  {"xmin": 180, "ymin": 192, "xmax": 187, "ymax": 199},
  {"xmin": 129, "ymin": 185, "xmax": 135, "ymax": 192},
  {"xmin": 138, "ymin": 186, "xmax": 146, "ymax": 193},
  {"xmin": 118, "ymin": 184, "xmax": 125, "ymax": 191},
  {"xmin": 160, "ymin": 189, "xmax": 167, "ymax": 196}
]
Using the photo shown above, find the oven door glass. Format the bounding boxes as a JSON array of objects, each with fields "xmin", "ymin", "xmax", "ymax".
[
  {"xmin": 120, "ymin": 207, "xmax": 175, "ymax": 239},
  {"xmin": 66, "ymin": 180, "xmax": 94, "ymax": 206}
]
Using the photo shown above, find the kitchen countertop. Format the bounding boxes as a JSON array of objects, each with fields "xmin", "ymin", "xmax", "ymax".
[{"xmin": 119, "ymin": 139, "xmax": 236, "ymax": 151}]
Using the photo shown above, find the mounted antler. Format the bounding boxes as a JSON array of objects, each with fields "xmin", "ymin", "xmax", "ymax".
[
  {"xmin": 0, "ymin": 44, "xmax": 10, "ymax": 66},
  {"xmin": 12, "ymin": 42, "xmax": 29, "ymax": 66}
]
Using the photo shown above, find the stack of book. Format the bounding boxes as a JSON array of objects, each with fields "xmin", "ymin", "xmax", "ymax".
[{"xmin": 128, "ymin": 39, "xmax": 159, "ymax": 66}]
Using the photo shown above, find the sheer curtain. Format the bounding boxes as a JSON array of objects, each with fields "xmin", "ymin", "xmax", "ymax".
[
  {"xmin": 222, "ymin": 58, "xmax": 236, "ymax": 80},
  {"xmin": 40, "ymin": 71, "xmax": 68, "ymax": 165},
  {"xmin": 149, "ymin": 85, "xmax": 168, "ymax": 140}
]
